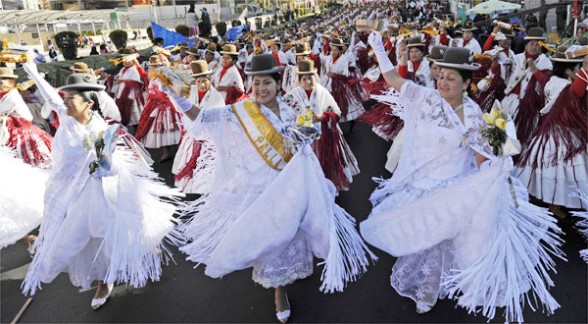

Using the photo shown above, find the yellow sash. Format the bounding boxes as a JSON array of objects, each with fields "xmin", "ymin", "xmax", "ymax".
[{"xmin": 231, "ymin": 100, "xmax": 293, "ymax": 171}]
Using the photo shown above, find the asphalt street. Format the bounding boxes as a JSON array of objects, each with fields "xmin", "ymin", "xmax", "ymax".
[{"xmin": 1, "ymin": 122, "xmax": 586, "ymax": 323}]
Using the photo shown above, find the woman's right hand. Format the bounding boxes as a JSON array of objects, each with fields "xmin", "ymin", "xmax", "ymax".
[{"xmin": 368, "ymin": 30, "xmax": 384, "ymax": 50}]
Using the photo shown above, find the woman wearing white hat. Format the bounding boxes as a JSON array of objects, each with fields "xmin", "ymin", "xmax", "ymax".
[
  {"xmin": 212, "ymin": 44, "xmax": 246, "ymax": 104},
  {"xmin": 172, "ymin": 60, "xmax": 225, "ymax": 193},
  {"xmin": 110, "ymin": 49, "xmax": 148, "ymax": 127},
  {"xmin": 0, "ymin": 67, "xmax": 51, "ymax": 251},
  {"xmin": 21, "ymin": 63, "xmax": 182, "ymax": 310},
  {"xmin": 0, "ymin": 67, "xmax": 52, "ymax": 167},
  {"xmin": 162, "ymin": 54, "xmax": 374, "ymax": 323},
  {"xmin": 135, "ymin": 55, "xmax": 183, "ymax": 163},
  {"xmin": 361, "ymin": 30, "xmax": 563, "ymax": 322}
]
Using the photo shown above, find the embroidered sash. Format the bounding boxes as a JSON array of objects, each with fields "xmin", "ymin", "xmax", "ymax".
[{"xmin": 231, "ymin": 100, "xmax": 292, "ymax": 170}]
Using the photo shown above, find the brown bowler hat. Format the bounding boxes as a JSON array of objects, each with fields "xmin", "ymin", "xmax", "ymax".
[
  {"xmin": 147, "ymin": 55, "xmax": 164, "ymax": 66},
  {"xmin": 295, "ymin": 60, "xmax": 317, "ymax": 75},
  {"xmin": 191, "ymin": 60, "xmax": 213, "ymax": 77}
]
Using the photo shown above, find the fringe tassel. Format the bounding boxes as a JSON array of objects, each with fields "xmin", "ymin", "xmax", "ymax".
[
  {"xmin": 175, "ymin": 140, "xmax": 203, "ymax": 183},
  {"xmin": 115, "ymin": 80, "xmax": 145, "ymax": 126},
  {"xmin": 5, "ymin": 116, "xmax": 53, "ymax": 167},
  {"xmin": 517, "ymin": 85, "xmax": 587, "ymax": 168},
  {"xmin": 102, "ymin": 148, "xmax": 184, "ymax": 287},
  {"xmin": 331, "ymin": 74, "xmax": 365, "ymax": 121},
  {"xmin": 514, "ymin": 72, "xmax": 548, "ymax": 147},
  {"xmin": 319, "ymin": 204, "xmax": 378, "ymax": 293},
  {"xmin": 179, "ymin": 197, "xmax": 242, "ymax": 265},
  {"xmin": 571, "ymin": 190, "xmax": 588, "ymax": 263},
  {"xmin": 225, "ymin": 87, "xmax": 248, "ymax": 105},
  {"xmin": 359, "ymin": 102, "xmax": 404, "ymax": 141},
  {"xmin": 445, "ymin": 176, "xmax": 565, "ymax": 323},
  {"xmin": 134, "ymin": 90, "xmax": 178, "ymax": 141},
  {"xmin": 315, "ymin": 112, "xmax": 358, "ymax": 191}
]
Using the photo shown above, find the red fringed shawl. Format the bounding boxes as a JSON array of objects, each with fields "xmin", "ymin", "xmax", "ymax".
[
  {"xmin": 314, "ymin": 111, "xmax": 351, "ymax": 191},
  {"xmin": 517, "ymin": 84, "xmax": 588, "ymax": 168}
]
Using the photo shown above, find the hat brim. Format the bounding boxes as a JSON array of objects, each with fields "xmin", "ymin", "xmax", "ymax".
[
  {"xmin": 0, "ymin": 74, "xmax": 18, "ymax": 79},
  {"xmin": 295, "ymin": 68, "xmax": 317, "ymax": 75},
  {"xmin": 58, "ymin": 83, "xmax": 106, "ymax": 91},
  {"xmin": 244, "ymin": 66, "xmax": 285, "ymax": 75},
  {"xmin": 407, "ymin": 43, "xmax": 426, "ymax": 48},
  {"xmin": 425, "ymin": 56, "xmax": 443, "ymax": 62},
  {"xmin": 462, "ymin": 27, "xmax": 477, "ymax": 31},
  {"xmin": 294, "ymin": 51, "xmax": 311, "ymax": 56},
  {"xmin": 435, "ymin": 62, "xmax": 481, "ymax": 71},
  {"xmin": 524, "ymin": 36, "xmax": 545, "ymax": 40},
  {"xmin": 148, "ymin": 62, "xmax": 163, "ymax": 66},
  {"xmin": 192, "ymin": 71, "xmax": 213, "ymax": 77},
  {"xmin": 220, "ymin": 51, "xmax": 239, "ymax": 56},
  {"xmin": 330, "ymin": 43, "xmax": 346, "ymax": 48},
  {"xmin": 550, "ymin": 57, "xmax": 583, "ymax": 62}
]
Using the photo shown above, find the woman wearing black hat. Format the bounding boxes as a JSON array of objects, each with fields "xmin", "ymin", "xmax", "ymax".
[
  {"xmin": 501, "ymin": 27, "xmax": 553, "ymax": 147},
  {"xmin": 162, "ymin": 54, "xmax": 373, "ymax": 323},
  {"xmin": 283, "ymin": 59, "xmax": 360, "ymax": 192},
  {"xmin": 21, "ymin": 63, "xmax": 182, "ymax": 310},
  {"xmin": 516, "ymin": 47, "xmax": 588, "ymax": 220},
  {"xmin": 360, "ymin": 30, "xmax": 562, "ymax": 322},
  {"xmin": 318, "ymin": 38, "xmax": 365, "ymax": 122}
]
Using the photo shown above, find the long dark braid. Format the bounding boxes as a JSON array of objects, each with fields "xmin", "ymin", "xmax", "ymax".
[{"xmin": 79, "ymin": 90, "xmax": 104, "ymax": 119}]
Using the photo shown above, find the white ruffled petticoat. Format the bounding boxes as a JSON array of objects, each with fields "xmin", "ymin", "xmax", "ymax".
[{"xmin": 0, "ymin": 148, "xmax": 48, "ymax": 249}]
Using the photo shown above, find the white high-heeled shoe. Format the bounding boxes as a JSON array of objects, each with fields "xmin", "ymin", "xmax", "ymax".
[
  {"xmin": 91, "ymin": 284, "xmax": 114, "ymax": 310},
  {"xmin": 275, "ymin": 293, "xmax": 291, "ymax": 323}
]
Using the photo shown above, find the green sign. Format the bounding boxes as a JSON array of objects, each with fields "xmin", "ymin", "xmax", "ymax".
[{"xmin": 110, "ymin": 12, "xmax": 118, "ymax": 22}]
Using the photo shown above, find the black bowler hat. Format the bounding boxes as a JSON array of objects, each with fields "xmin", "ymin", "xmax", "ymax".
[
  {"xmin": 435, "ymin": 47, "xmax": 481, "ymax": 71},
  {"xmin": 58, "ymin": 73, "xmax": 105, "ymax": 91},
  {"xmin": 244, "ymin": 54, "xmax": 285, "ymax": 75},
  {"xmin": 426, "ymin": 45, "xmax": 448, "ymax": 62}
]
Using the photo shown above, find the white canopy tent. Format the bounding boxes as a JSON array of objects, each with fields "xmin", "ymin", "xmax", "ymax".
[{"xmin": 0, "ymin": 9, "xmax": 136, "ymax": 49}]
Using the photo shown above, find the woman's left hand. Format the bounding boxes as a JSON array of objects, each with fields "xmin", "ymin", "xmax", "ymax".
[{"xmin": 312, "ymin": 113, "xmax": 324, "ymax": 123}]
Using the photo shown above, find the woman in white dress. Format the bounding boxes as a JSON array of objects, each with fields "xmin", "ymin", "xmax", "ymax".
[
  {"xmin": 319, "ymin": 38, "xmax": 365, "ymax": 122},
  {"xmin": 134, "ymin": 55, "xmax": 182, "ymax": 163},
  {"xmin": 172, "ymin": 60, "xmax": 225, "ymax": 194},
  {"xmin": 162, "ymin": 54, "xmax": 374, "ymax": 323},
  {"xmin": 211, "ymin": 44, "xmax": 246, "ymax": 105},
  {"xmin": 283, "ymin": 59, "xmax": 360, "ymax": 192},
  {"xmin": 516, "ymin": 47, "xmax": 588, "ymax": 217},
  {"xmin": 22, "ymin": 63, "xmax": 182, "ymax": 310},
  {"xmin": 360, "ymin": 31, "xmax": 563, "ymax": 322}
]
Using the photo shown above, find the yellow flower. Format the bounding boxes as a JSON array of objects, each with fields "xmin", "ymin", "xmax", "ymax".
[
  {"xmin": 97, "ymin": 130, "xmax": 105, "ymax": 140},
  {"xmin": 490, "ymin": 108, "xmax": 502, "ymax": 120},
  {"xmin": 296, "ymin": 114, "xmax": 306, "ymax": 126},
  {"xmin": 483, "ymin": 112, "xmax": 496, "ymax": 125},
  {"xmin": 495, "ymin": 118, "xmax": 507, "ymax": 130}
]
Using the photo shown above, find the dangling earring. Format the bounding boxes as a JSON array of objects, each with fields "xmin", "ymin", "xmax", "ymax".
[{"xmin": 463, "ymin": 90, "xmax": 468, "ymax": 98}]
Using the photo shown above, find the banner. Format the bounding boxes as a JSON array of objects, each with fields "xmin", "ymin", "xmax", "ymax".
[{"xmin": 151, "ymin": 22, "xmax": 195, "ymax": 48}]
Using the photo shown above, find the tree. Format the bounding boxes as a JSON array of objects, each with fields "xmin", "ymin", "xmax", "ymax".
[
  {"xmin": 109, "ymin": 30, "xmax": 128, "ymax": 50},
  {"xmin": 54, "ymin": 31, "xmax": 79, "ymax": 60},
  {"xmin": 175, "ymin": 24, "xmax": 190, "ymax": 37},
  {"xmin": 215, "ymin": 21, "xmax": 227, "ymax": 38}
]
